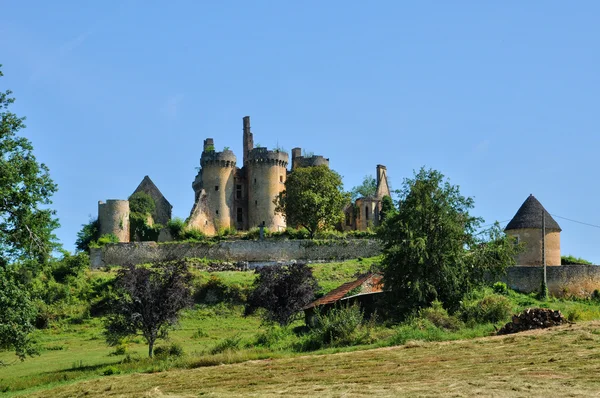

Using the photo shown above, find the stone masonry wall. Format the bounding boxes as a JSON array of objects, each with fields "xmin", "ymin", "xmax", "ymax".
[
  {"xmin": 499, "ymin": 265, "xmax": 600, "ymax": 297},
  {"xmin": 90, "ymin": 239, "xmax": 382, "ymax": 268}
]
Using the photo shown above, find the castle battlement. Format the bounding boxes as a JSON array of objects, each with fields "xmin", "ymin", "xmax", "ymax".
[
  {"xmin": 200, "ymin": 149, "xmax": 237, "ymax": 168},
  {"xmin": 247, "ymin": 147, "xmax": 289, "ymax": 167}
]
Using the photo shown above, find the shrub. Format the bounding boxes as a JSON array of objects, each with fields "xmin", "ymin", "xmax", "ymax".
[
  {"xmin": 91, "ymin": 233, "xmax": 119, "ymax": 247},
  {"xmin": 297, "ymin": 304, "xmax": 370, "ymax": 351},
  {"xmin": 153, "ymin": 343, "xmax": 184, "ymax": 358},
  {"xmin": 253, "ymin": 326, "xmax": 293, "ymax": 349},
  {"xmin": 418, "ymin": 301, "xmax": 461, "ymax": 331},
  {"xmin": 194, "ymin": 276, "xmax": 247, "ymax": 304},
  {"xmin": 180, "ymin": 228, "xmax": 206, "ymax": 242},
  {"xmin": 210, "ymin": 335, "xmax": 241, "ymax": 354},
  {"xmin": 128, "ymin": 192, "xmax": 156, "ymax": 215},
  {"xmin": 567, "ymin": 309, "xmax": 582, "ymax": 323},
  {"xmin": 102, "ymin": 366, "xmax": 121, "ymax": 376},
  {"xmin": 493, "ymin": 282, "xmax": 509, "ymax": 295},
  {"xmin": 167, "ymin": 218, "xmax": 186, "ymax": 240},
  {"xmin": 458, "ymin": 294, "xmax": 512, "ymax": 324},
  {"xmin": 389, "ymin": 318, "xmax": 446, "ymax": 346},
  {"xmin": 561, "ymin": 255, "xmax": 593, "ymax": 265},
  {"xmin": 110, "ymin": 344, "xmax": 128, "ymax": 356}
]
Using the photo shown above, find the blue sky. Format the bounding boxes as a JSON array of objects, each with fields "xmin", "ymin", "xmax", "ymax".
[{"xmin": 1, "ymin": 1, "xmax": 599, "ymax": 261}]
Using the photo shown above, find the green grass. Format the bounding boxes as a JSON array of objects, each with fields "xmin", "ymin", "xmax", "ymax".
[{"xmin": 3, "ymin": 256, "xmax": 600, "ymax": 396}]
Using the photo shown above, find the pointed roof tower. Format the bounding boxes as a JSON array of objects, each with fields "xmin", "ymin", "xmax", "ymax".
[{"xmin": 505, "ymin": 194, "xmax": 561, "ymax": 232}]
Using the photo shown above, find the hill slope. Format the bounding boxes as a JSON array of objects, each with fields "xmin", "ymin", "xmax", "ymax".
[{"xmin": 26, "ymin": 321, "xmax": 600, "ymax": 397}]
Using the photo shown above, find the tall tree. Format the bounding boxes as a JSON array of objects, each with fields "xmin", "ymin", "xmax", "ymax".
[
  {"xmin": 378, "ymin": 167, "xmax": 518, "ymax": 315},
  {"xmin": 0, "ymin": 65, "xmax": 59, "ymax": 265},
  {"xmin": 350, "ymin": 175, "xmax": 377, "ymax": 201},
  {"xmin": 0, "ymin": 65, "xmax": 58, "ymax": 360},
  {"xmin": 274, "ymin": 165, "xmax": 350, "ymax": 238},
  {"xmin": 246, "ymin": 262, "xmax": 319, "ymax": 325},
  {"xmin": 104, "ymin": 261, "xmax": 193, "ymax": 358}
]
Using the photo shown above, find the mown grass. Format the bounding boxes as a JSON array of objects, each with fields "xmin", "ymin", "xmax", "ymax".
[{"xmin": 25, "ymin": 321, "xmax": 600, "ymax": 397}]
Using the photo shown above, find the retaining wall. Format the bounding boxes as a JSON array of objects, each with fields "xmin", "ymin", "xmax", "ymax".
[
  {"xmin": 90, "ymin": 239, "xmax": 382, "ymax": 268},
  {"xmin": 500, "ymin": 265, "xmax": 600, "ymax": 297}
]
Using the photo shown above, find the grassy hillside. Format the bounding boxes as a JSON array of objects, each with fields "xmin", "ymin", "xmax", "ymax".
[
  {"xmin": 26, "ymin": 321, "xmax": 600, "ymax": 397},
  {"xmin": 2, "ymin": 256, "xmax": 600, "ymax": 396}
]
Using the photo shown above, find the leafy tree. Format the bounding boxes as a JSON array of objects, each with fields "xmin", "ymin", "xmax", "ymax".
[
  {"xmin": 351, "ymin": 175, "xmax": 377, "ymax": 201},
  {"xmin": 378, "ymin": 167, "xmax": 518, "ymax": 315},
  {"xmin": 379, "ymin": 195, "xmax": 396, "ymax": 222},
  {"xmin": 104, "ymin": 261, "xmax": 193, "ymax": 357},
  {"xmin": 75, "ymin": 218, "xmax": 99, "ymax": 252},
  {"xmin": 246, "ymin": 263, "xmax": 319, "ymax": 325},
  {"xmin": 274, "ymin": 165, "xmax": 350, "ymax": 238},
  {"xmin": 0, "ymin": 65, "xmax": 59, "ymax": 265},
  {"xmin": 0, "ymin": 266, "xmax": 38, "ymax": 361}
]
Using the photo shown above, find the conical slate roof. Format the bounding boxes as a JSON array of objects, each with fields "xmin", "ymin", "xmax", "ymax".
[{"xmin": 505, "ymin": 194, "xmax": 561, "ymax": 232}]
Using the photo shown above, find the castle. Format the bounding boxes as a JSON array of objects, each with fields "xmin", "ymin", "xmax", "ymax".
[{"xmin": 97, "ymin": 116, "xmax": 391, "ymax": 241}]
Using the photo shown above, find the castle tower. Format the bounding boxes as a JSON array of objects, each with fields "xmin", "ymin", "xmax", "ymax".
[
  {"xmin": 243, "ymin": 116, "xmax": 254, "ymax": 166},
  {"xmin": 188, "ymin": 139, "xmax": 237, "ymax": 234},
  {"xmin": 375, "ymin": 164, "xmax": 391, "ymax": 199},
  {"xmin": 246, "ymin": 146, "xmax": 289, "ymax": 232},
  {"xmin": 98, "ymin": 199, "xmax": 130, "ymax": 242},
  {"xmin": 505, "ymin": 194, "xmax": 561, "ymax": 266},
  {"xmin": 290, "ymin": 147, "xmax": 329, "ymax": 170}
]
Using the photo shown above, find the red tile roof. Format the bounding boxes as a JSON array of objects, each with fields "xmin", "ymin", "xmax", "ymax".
[{"xmin": 305, "ymin": 273, "xmax": 383, "ymax": 309}]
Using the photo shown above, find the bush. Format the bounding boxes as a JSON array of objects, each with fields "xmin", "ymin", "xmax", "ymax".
[
  {"xmin": 180, "ymin": 228, "xmax": 207, "ymax": 242},
  {"xmin": 210, "ymin": 335, "xmax": 241, "ymax": 354},
  {"xmin": 92, "ymin": 233, "xmax": 120, "ymax": 247},
  {"xmin": 418, "ymin": 301, "xmax": 461, "ymax": 331},
  {"xmin": 493, "ymin": 282, "xmax": 509, "ymax": 295},
  {"xmin": 167, "ymin": 218, "xmax": 186, "ymax": 240},
  {"xmin": 567, "ymin": 309, "xmax": 582, "ymax": 323},
  {"xmin": 458, "ymin": 294, "xmax": 512, "ymax": 324},
  {"xmin": 297, "ymin": 304, "xmax": 371, "ymax": 351},
  {"xmin": 253, "ymin": 326, "xmax": 294, "ymax": 349},
  {"xmin": 128, "ymin": 192, "xmax": 156, "ymax": 215},
  {"xmin": 194, "ymin": 276, "xmax": 247, "ymax": 304},
  {"xmin": 153, "ymin": 343, "xmax": 184, "ymax": 358},
  {"xmin": 102, "ymin": 366, "xmax": 121, "ymax": 376}
]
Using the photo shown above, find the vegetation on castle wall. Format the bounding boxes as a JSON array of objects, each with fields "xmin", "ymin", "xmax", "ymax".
[
  {"xmin": 75, "ymin": 218, "xmax": 99, "ymax": 252},
  {"xmin": 561, "ymin": 254, "xmax": 593, "ymax": 265}
]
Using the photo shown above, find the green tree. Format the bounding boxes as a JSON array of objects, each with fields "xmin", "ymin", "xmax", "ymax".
[
  {"xmin": 351, "ymin": 175, "xmax": 377, "ymax": 201},
  {"xmin": 0, "ymin": 65, "xmax": 59, "ymax": 265},
  {"xmin": 128, "ymin": 192, "xmax": 161, "ymax": 241},
  {"xmin": 75, "ymin": 218, "xmax": 99, "ymax": 252},
  {"xmin": 379, "ymin": 195, "xmax": 396, "ymax": 222},
  {"xmin": 378, "ymin": 167, "xmax": 518, "ymax": 315},
  {"xmin": 0, "ymin": 266, "xmax": 38, "ymax": 361},
  {"xmin": 275, "ymin": 165, "xmax": 350, "ymax": 238},
  {"xmin": 0, "ymin": 65, "xmax": 58, "ymax": 360}
]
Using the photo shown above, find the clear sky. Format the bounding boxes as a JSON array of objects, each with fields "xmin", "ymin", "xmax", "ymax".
[{"xmin": 1, "ymin": 1, "xmax": 599, "ymax": 262}]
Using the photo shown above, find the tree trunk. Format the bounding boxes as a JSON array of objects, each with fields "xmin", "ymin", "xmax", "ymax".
[{"xmin": 148, "ymin": 339, "xmax": 154, "ymax": 358}]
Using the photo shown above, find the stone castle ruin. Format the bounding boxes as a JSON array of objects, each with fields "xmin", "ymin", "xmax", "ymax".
[{"xmin": 97, "ymin": 116, "xmax": 391, "ymax": 241}]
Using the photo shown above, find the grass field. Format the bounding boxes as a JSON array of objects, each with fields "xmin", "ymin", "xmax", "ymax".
[
  {"xmin": 2, "ymin": 256, "xmax": 600, "ymax": 396},
  {"xmin": 23, "ymin": 320, "xmax": 600, "ymax": 397}
]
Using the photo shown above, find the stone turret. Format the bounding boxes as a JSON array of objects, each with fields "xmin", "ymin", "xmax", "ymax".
[
  {"xmin": 246, "ymin": 147, "xmax": 289, "ymax": 232},
  {"xmin": 505, "ymin": 194, "xmax": 561, "ymax": 266},
  {"xmin": 98, "ymin": 199, "xmax": 130, "ymax": 242},
  {"xmin": 188, "ymin": 140, "xmax": 237, "ymax": 234}
]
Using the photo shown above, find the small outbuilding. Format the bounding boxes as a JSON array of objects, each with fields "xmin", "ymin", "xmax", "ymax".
[{"xmin": 504, "ymin": 194, "xmax": 561, "ymax": 266}]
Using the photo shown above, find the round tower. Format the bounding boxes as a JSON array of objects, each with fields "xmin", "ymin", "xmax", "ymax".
[
  {"xmin": 504, "ymin": 194, "xmax": 561, "ymax": 266},
  {"xmin": 200, "ymin": 143, "xmax": 236, "ymax": 233},
  {"xmin": 98, "ymin": 199, "xmax": 130, "ymax": 242},
  {"xmin": 246, "ymin": 147, "xmax": 289, "ymax": 231}
]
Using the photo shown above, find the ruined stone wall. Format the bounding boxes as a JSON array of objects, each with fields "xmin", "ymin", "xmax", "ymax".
[
  {"xmin": 355, "ymin": 198, "xmax": 379, "ymax": 231},
  {"xmin": 98, "ymin": 200, "xmax": 130, "ymax": 242},
  {"xmin": 132, "ymin": 176, "xmax": 172, "ymax": 226},
  {"xmin": 505, "ymin": 228, "xmax": 561, "ymax": 266},
  {"xmin": 90, "ymin": 239, "xmax": 382, "ymax": 268},
  {"xmin": 246, "ymin": 149, "xmax": 288, "ymax": 232},
  {"xmin": 499, "ymin": 265, "xmax": 600, "ymax": 297}
]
